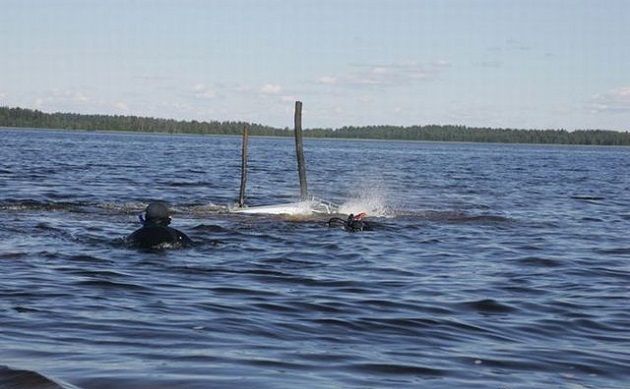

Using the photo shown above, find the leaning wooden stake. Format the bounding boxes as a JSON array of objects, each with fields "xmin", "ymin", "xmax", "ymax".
[
  {"xmin": 294, "ymin": 101, "xmax": 308, "ymax": 201},
  {"xmin": 238, "ymin": 124, "xmax": 249, "ymax": 208}
]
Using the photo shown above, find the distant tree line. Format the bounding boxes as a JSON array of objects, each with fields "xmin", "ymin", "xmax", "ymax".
[
  {"xmin": 306, "ymin": 125, "xmax": 630, "ymax": 145},
  {"xmin": 0, "ymin": 106, "xmax": 286, "ymax": 137},
  {"xmin": 1, "ymin": 106, "xmax": 629, "ymax": 145}
]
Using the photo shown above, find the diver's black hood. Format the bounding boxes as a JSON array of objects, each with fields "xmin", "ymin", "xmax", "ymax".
[{"xmin": 144, "ymin": 202, "xmax": 172, "ymax": 226}]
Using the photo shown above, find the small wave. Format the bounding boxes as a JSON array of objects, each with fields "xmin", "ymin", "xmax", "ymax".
[
  {"xmin": 0, "ymin": 200, "xmax": 86, "ymax": 212},
  {"xmin": 348, "ymin": 362, "xmax": 446, "ymax": 377},
  {"xmin": 594, "ymin": 247, "xmax": 630, "ymax": 255},
  {"xmin": 167, "ymin": 180, "xmax": 214, "ymax": 187},
  {"xmin": 191, "ymin": 224, "xmax": 230, "ymax": 233},
  {"xmin": 458, "ymin": 298, "xmax": 518, "ymax": 314},
  {"xmin": 0, "ymin": 252, "xmax": 26, "ymax": 260},
  {"xmin": 189, "ymin": 203, "xmax": 230, "ymax": 215},
  {"xmin": 12, "ymin": 306, "xmax": 43, "ymax": 313},
  {"xmin": 96, "ymin": 201, "xmax": 147, "ymax": 214},
  {"xmin": 580, "ymin": 216, "xmax": 604, "ymax": 222},
  {"xmin": 414, "ymin": 210, "xmax": 510, "ymax": 224},
  {"xmin": 75, "ymin": 279, "xmax": 148, "ymax": 290},
  {"xmin": 463, "ymin": 214, "xmax": 511, "ymax": 223},
  {"xmin": 0, "ymin": 200, "xmax": 229, "ymax": 218},
  {"xmin": 67, "ymin": 254, "xmax": 111, "ymax": 264},
  {"xmin": 570, "ymin": 195, "xmax": 605, "ymax": 201},
  {"xmin": 515, "ymin": 256, "xmax": 564, "ymax": 268}
]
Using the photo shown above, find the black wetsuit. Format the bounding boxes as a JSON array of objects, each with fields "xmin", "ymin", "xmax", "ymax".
[{"xmin": 127, "ymin": 222, "xmax": 193, "ymax": 249}]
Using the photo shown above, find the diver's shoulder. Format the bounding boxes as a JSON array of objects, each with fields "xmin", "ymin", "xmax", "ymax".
[
  {"xmin": 172, "ymin": 227, "xmax": 194, "ymax": 246},
  {"xmin": 127, "ymin": 225, "xmax": 191, "ymax": 249}
]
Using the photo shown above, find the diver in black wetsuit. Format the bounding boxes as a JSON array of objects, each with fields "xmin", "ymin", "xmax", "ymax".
[
  {"xmin": 127, "ymin": 202, "xmax": 193, "ymax": 249},
  {"xmin": 327, "ymin": 213, "xmax": 372, "ymax": 232}
]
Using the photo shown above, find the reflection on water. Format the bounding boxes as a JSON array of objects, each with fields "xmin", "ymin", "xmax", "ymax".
[{"xmin": 1, "ymin": 129, "xmax": 629, "ymax": 388}]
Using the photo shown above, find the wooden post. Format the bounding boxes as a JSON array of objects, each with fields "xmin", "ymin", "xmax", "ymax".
[
  {"xmin": 238, "ymin": 124, "xmax": 249, "ymax": 208},
  {"xmin": 294, "ymin": 101, "xmax": 308, "ymax": 201}
]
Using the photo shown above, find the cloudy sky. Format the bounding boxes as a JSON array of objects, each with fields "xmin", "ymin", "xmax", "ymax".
[{"xmin": 1, "ymin": 0, "xmax": 628, "ymax": 130}]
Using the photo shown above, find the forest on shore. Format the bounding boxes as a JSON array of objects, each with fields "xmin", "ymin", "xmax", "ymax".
[{"xmin": 2, "ymin": 106, "xmax": 629, "ymax": 145}]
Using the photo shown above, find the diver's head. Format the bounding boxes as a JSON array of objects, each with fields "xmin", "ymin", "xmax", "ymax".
[{"xmin": 144, "ymin": 201, "xmax": 172, "ymax": 226}]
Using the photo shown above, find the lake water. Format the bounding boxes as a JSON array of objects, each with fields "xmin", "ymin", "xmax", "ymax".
[{"xmin": 0, "ymin": 128, "xmax": 628, "ymax": 388}]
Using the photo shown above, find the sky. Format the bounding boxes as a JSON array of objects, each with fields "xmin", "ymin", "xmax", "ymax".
[{"xmin": 1, "ymin": 0, "xmax": 629, "ymax": 130}]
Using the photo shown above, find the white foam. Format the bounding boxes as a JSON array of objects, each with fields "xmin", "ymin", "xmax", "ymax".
[{"xmin": 338, "ymin": 181, "xmax": 392, "ymax": 217}]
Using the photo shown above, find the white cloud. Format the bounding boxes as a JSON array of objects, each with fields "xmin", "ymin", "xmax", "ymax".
[
  {"xmin": 48, "ymin": 89, "xmax": 91, "ymax": 102},
  {"xmin": 587, "ymin": 87, "xmax": 630, "ymax": 113},
  {"xmin": 316, "ymin": 61, "xmax": 451, "ymax": 89},
  {"xmin": 371, "ymin": 66, "xmax": 388, "ymax": 75},
  {"xmin": 317, "ymin": 76, "xmax": 337, "ymax": 85},
  {"xmin": 30, "ymin": 89, "xmax": 92, "ymax": 111},
  {"xmin": 477, "ymin": 60, "xmax": 503, "ymax": 68},
  {"xmin": 197, "ymin": 90, "xmax": 216, "ymax": 99},
  {"xmin": 114, "ymin": 102, "xmax": 130, "ymax": 113},
  {"xmin": 260, "ymin": 83, "xmax": 283, "ymax": 94},
  {"xmin": 75, "ymin": 91, "xmax": 89, "ymax": 102},
  {"xmin": 192, "ymin": 84, "xmax": 216, "ymax": 99}
]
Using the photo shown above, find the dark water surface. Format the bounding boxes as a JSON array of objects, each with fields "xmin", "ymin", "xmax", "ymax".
[{"xmin": 1, "ymin": 128, "xmax": 628, "ymax": 388}]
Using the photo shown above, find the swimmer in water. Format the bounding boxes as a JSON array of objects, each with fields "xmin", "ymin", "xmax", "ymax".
[
  {"xmin": 127, "ymin": 201, "xmax": 193, "ymax": 249},
  {"xmin": 327, "ymin": 213, "xmax": 372, "ymax": 232}
]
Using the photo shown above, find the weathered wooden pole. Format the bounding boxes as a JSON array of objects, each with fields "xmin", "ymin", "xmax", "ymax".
[
  {"xmin": 294, "ymin": 101, "xmax": 308, "ymax": 201},
  {"xmin": 238, "ymin": 124, "xmax": 249, "ymax": 208}
]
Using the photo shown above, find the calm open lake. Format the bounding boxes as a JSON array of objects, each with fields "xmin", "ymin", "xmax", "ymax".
[{"xmin": 1, "ymin": 128, "xmax": 628, "ymax": 388}]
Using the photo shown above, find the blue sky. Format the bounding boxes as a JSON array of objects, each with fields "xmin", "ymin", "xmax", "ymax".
[{"xmin": 1, "ymin": 0, "xmax": 629, "ymax": 130}]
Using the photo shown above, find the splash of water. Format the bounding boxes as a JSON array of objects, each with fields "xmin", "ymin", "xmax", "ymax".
[{"xmin": 337, "ymin": 180, "xmax": 393, "ymax": 217}]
